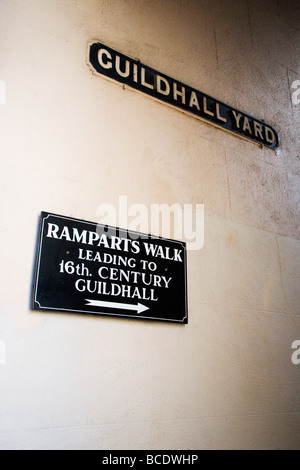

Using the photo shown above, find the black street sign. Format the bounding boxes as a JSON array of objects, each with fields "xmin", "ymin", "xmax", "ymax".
[
  {"xmin": 88, "ymin": 42, "xmax": 279, "ymax": 150},
  {"xmin": 32, "ymin": 212, "xmax": 188, "ymax": 324}
]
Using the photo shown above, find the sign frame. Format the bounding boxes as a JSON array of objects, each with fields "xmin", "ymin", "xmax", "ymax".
[{"xmin": 32, "ymin": 212, "xmax": 188, "ymax": 324}]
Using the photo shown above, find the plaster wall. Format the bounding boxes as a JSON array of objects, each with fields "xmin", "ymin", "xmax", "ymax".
[{"xmin": 0, "ymin": 0, "xmax": 299, "ymax": 449}]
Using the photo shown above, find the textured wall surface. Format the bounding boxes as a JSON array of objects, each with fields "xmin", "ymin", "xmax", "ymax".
[{"xmin": 0, "ymin": 0, "xmax": 299, "ymax": 449}]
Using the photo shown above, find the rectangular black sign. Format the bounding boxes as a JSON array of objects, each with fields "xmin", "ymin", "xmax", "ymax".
[
  {"xmin": 32, "ymin": 212, "xmax": 188, "ymax": 324},
  {"xmin": 88, "ymin": 42, "xmax": 279, "ymax": 150}
]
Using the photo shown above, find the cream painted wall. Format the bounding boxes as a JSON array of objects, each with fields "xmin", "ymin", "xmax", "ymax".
[{"xmin": 0, "ymin": 0, "xmax": 299, "ymax": 450}]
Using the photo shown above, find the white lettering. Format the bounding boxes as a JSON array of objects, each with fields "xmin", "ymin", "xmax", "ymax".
[
  {"xmin": 232, "ymin": 110, "xmax": 243, "ymax": 128},
  {"xmin": 97, "ymin": 196, "xmax": 205, "ymax": 251},
  {"xmin": 133, "ymin": 63, "xmax": 138, "ymax": 83},
  {"xmin": 203, "ymin": 96, "xmax": 214, "ymax": 116},
  {"xmin": 98, "ymin": 266, "xmax": 109, "ymax": 280},
  {"xmin": 146, "ymin": 455, "xmax": 198, "ymax": 465},
  {"xmin": 242, "ymin": 116, "xmax": 252, "ymax": 134},
  {"xmin": 173, "ymin": 82, "xmax": 186, "ymax": 104},
  {"xmin": 0, "ymin": 80, "xmax": 6, "ymax": 105},
  {"xmin": 291, "ymin": 340, "xmax": 300, "ymax": 365},
  {"xmin": 141, "ymin": 67, "xmax": 154, "ymax": 89},
  {"xmin": 46, "ymin": 223, "xmax": 59, "ymax": 239},
  {"xmin": 143, "ymin": 243, "xmax": 183, "ymax": 262},
  {"xmin": 292, "ymin": 80, "xmax": 300, "ymax": 105},
  {"xmin": 72, "ymin": 228, "xmax": 87, "ymax": 244},
  {"xmin": 88, "ymin": 231, "xmax": 100, "ymax": 245},
  {"xmin": 254, "ymin": 121, "xmax": 263, "ymax": 139},
  {"xmin": 98, "ymin": 48, "xmax": 113, "ymax": 69},
  {"xmin": 189, "ymin": 91, "xmax": 200, "ymax": 110},
  {"xmin": 265, "ymin": 127, "xmax": 276, "ymax": 144},
  {"xmin": 184, "ymin": 204, "xmax": 204, "ymax": 251},
  {"xmin": 75, "ymin": 279, "xmax": 85, "ymax": 292},
  {"xmin": 151, "ymin": 203, "xmax": 183, "ymax": 240},
  {"xmin": 0, "ymin": 341, "xmax": 6, "ymax": 365},
  {"xmin": 216, "ymin": 102, "xmax": 227, "ymax": 122},
  {"xmin": 156, "ymin": 75, "xmax": 170, "ymax": 96},
  {"xmin": 102, "ymin": 455, "xmax": 136, "ymax": 467},
  {"xmin": 115, "ymin": 55, "xmax": 130, "ymax": 78},
  {"xmin": 60, "ymin": 226, "xmax": 71, "ymax": 241}
]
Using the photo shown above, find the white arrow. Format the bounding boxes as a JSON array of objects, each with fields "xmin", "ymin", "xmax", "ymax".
[{"xmin": 85, "ymin": 299, "xmax": 149, "ymax": 314}]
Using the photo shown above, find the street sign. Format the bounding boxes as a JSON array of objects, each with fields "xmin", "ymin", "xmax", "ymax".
[
  {"xmin": 88, "ymin": 41, "xmax": 279, "ymax": 150},
  {"xmin": 32, "ymin": 212, "xmax": 188, "ymax": 324}
]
